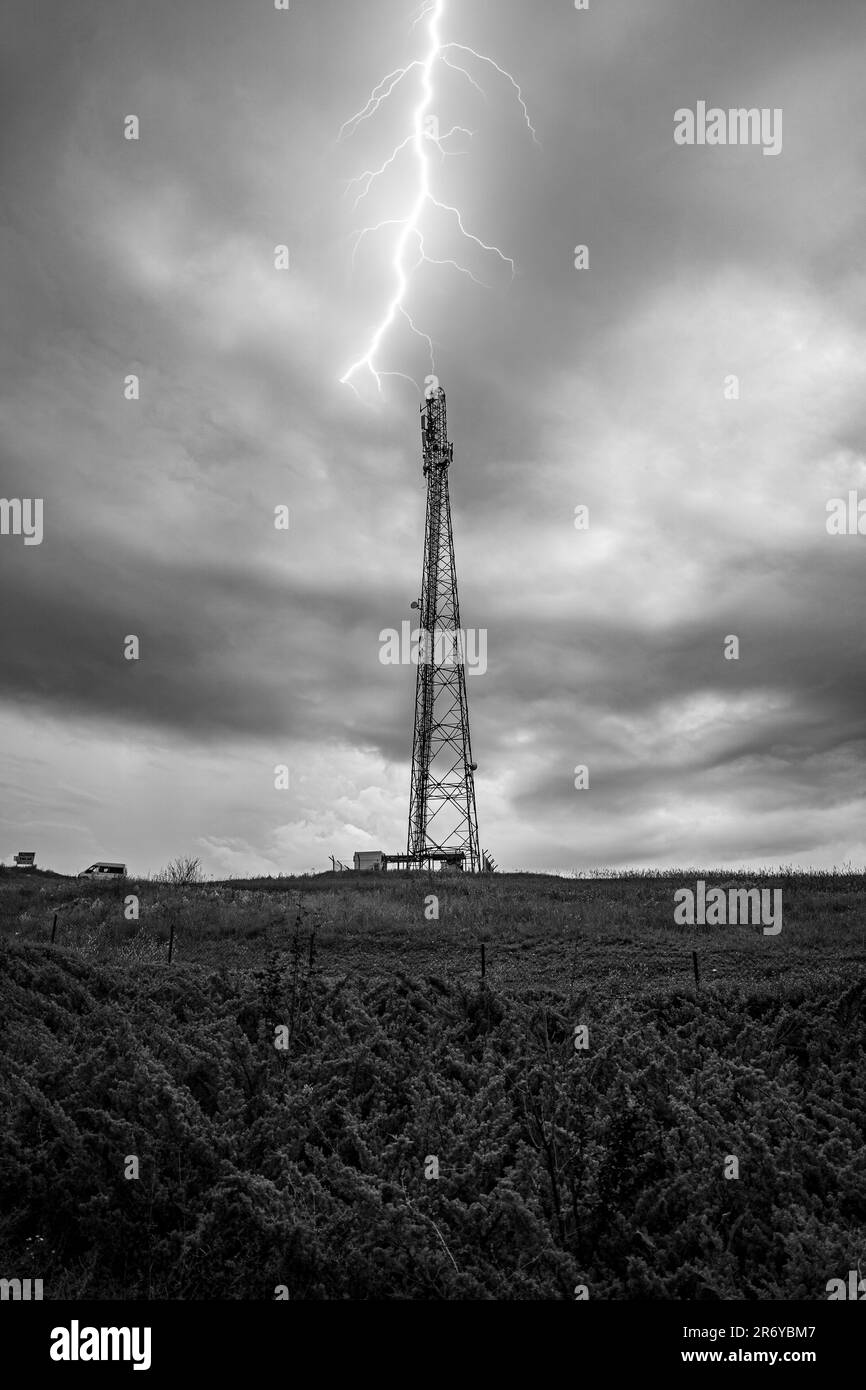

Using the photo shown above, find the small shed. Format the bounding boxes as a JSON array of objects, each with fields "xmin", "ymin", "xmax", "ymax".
[{"xmin": 353, "ymin": 850, "xmax": 386, "ymax": 872}]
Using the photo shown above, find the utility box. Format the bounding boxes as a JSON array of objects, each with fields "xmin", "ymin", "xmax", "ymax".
[{"xmin": 353, "ymin": 850, "xmax": 386, "ymax": 872}]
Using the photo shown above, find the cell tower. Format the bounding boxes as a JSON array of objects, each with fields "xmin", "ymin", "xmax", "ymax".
[{"xmin": 407, "ymin": 386, "xmax": 481, "ymax": 873}]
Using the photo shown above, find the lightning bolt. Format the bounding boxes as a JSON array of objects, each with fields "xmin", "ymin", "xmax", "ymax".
[{"xmin": 338, "ymin": 0, "xmax": 538, "ymax": 396}]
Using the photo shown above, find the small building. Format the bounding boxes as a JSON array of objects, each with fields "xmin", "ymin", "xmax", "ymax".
[
  {"xmin": 353, "ymin": 850, "xmax": 386, "ymax": 872},
  {"xmin": 13, "ymin": 851, "xmax": 36, "ymax": 868}
]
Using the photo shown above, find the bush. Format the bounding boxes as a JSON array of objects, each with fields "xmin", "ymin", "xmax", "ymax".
[
  {"xmin": 156, "ymin": 856, "xmax": 204, "ymax": 887},
  {"xmin": 0, "ymin": 939, "xmax": 862, "ymax": 1299}
]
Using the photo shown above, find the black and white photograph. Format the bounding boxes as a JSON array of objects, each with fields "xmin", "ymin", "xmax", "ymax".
[{"xmin": 1, "ymin": 0, "xmax": 864, "ymax": 1367}]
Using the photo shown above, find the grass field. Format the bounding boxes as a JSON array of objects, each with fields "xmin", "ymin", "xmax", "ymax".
[
  {"xmin": 1, "ymin": 866, "xmax": 863, "ymax": 1299},
  {"xmin": 2, "ymin": 865, "xmax": 863, "ymax": 993}
]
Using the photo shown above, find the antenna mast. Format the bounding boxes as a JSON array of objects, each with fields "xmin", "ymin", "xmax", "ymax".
[{"xmin": 407, "ymin": 386, "xmax": 481, "ymax": 872}]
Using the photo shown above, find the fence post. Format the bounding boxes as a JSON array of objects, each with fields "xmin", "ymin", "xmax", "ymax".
[
  {"xmin": 692, "ymin": 949, "xmax": 700, "ymax": 992},
  {"xmin": 50, "ymin": 912, "xmax": 58, "ymax": 944}
]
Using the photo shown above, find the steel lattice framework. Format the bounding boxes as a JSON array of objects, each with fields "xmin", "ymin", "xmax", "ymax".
[{"xmin": 407, "ymin": 386, "xmax": 481, "ymax": 873}]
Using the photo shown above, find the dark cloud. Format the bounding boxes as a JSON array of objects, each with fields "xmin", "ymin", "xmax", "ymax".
[{"xmin": 1, "ymin": 0, "xmax": 865, "ymax": 873}]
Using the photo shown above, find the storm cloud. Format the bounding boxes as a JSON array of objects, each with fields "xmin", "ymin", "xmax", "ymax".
[{"xmin": 1, "ymin": 0, "xmax": 864, "ymax": 875}]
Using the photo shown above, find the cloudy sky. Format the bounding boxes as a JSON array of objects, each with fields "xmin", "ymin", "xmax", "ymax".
[{"xmin": 1, "ymin": 0, "xmax": 865, "ymax": 877}]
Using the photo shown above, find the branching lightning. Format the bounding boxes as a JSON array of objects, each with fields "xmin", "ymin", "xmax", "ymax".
[{"xmin": 338, "ymin": 0, "xmax": 538, "ymax": 395}]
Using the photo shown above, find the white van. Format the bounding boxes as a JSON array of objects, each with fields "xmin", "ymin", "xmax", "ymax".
[{"xmin": 78, "ymin": 862, "xmax": 127, "ymax": 880}]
